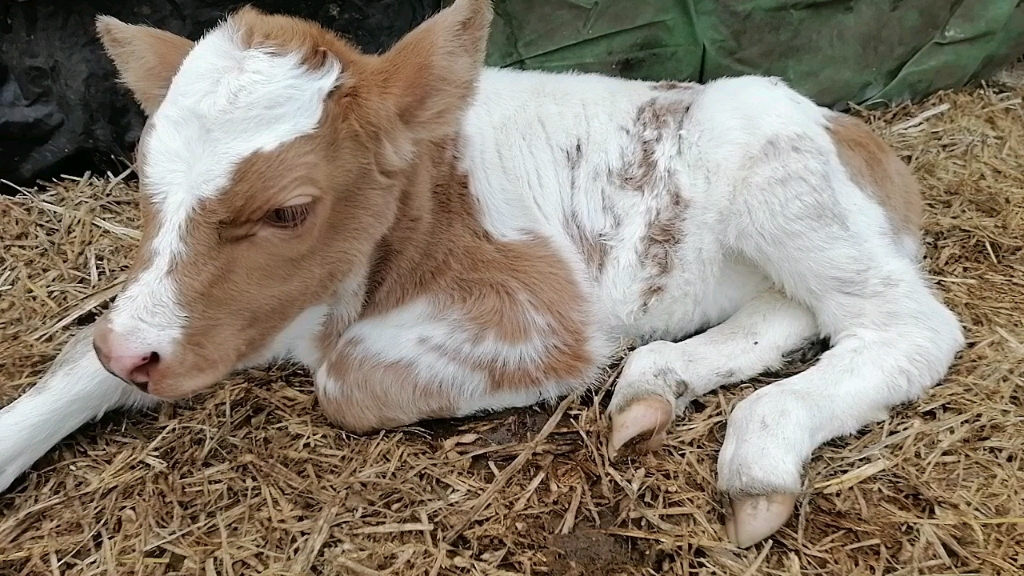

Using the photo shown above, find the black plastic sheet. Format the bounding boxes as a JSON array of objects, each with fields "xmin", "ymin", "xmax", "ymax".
[{"xmin": 0, "ymin": 0, "xmax": 441, "ymax": 186}]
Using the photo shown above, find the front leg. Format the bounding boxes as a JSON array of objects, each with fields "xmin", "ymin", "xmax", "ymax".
[
  {"xmin": 314, "ymin": 339, "xmax": 575, "ymax": 433},
  {"xmin": 313, "ymin": 302, "xmax": 582, "ymax": 433},
  {"xmin": 313, "ymin": 340, "xmax": 465, "ymax": 433},
  {"xmin": 0, "ymin": 325, "xmax": 157, "ymax": 493}
]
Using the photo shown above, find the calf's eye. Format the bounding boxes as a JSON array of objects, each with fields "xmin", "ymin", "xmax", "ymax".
[{"xmin": 264, "ymin": 203, "xmax": 311, "ymax": 229}]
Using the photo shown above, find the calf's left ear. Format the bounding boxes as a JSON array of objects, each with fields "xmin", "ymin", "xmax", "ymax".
[{"xmin": 95, "ymin": 16, "xmax": 195, "ymax": 116}]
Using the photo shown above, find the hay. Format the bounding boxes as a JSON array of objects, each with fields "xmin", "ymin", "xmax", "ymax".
[{"xmin": 1, "ymin": 82, "xmax": 1022, "ymax": 575}]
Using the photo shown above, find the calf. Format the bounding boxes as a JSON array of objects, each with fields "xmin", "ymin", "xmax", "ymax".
[{"xmin": 0, "ymin": 0, "xmax": 964, "ymax": 548}]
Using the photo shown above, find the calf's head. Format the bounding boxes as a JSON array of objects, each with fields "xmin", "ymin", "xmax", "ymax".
[{"xmin": 90, "ymin": 1, "xmax": 492, "ymax": 399}]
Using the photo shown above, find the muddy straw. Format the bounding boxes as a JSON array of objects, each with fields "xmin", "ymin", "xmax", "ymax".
[{"xmin": 1, "ymin": 82, "xmax": 1023, "ymax": 574}]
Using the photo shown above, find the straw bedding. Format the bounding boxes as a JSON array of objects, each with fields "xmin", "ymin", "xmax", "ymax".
[{"xmin": 1, "ymin": 82, "xmax": 1022, "ymax": 575}]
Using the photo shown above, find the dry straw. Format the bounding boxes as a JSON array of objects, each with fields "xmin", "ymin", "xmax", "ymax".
[{"xmin": 1, "ymin": 82, "xmax": 1022, "ymax": 575}]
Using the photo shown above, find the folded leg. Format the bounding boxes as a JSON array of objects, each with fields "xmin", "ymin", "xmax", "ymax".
[
  {"xmin": 607, "ymin": 289, "xmax": 819, "ymax": 457},
  {"xmin": 314, "ymin": 310, "xmax": 574, "ymax": 434},
  {"xmin": 712, "ymin": 135, "xmax": 965, "ymax": 547}
]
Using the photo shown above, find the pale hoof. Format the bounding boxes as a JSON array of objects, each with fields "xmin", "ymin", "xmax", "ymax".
[
  {"xmin": 608, "ymin": 396, "xmax": 673, "ymax": 460},
  {"xmin": 723, "ymin": 493, "xmax": 798, "ymax": 548}
]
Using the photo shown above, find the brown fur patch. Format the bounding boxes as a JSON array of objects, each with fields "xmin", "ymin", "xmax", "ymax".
[
  {"xmin": 651, "ymin": 80, "xmax": 698, "ymax": 92},
  {"xmin": 313, "ymin": 138, "xmax": 596, "ymax": 431},
  {"xmin": 828, "ymin": 113, "xmax": 923, "ymax": 241},
  {"xmin": 562, "ymin": 140, "xmax": 610, "ymax": 275},
  {"xmin": 354, "ymin": 141, "xmax": 595, "ymax": 393},
  {"xmin": 566, "ymin": 139, "xmax": 583, "ymax": 192},
  {"xmin": 617, "ymin": 92, "xmax": 695, "ymax": 194},
  {"xmin": 638, "ymin": 191, "xmax": 687, "ymax": 311},
  {"xmin": 231, "ymin": 6, "xmax": 351, "ymax": 69},
  {"xmin": 615, "ymin": 92, "xmax": 695, "ymax": 311},
  {"xmin": 563, "ymin": 210, "xmax": 609, "ymax": 277},
  {"xmin": 317, "ymin": 338, "xmax": 459, "ymax": 433}
]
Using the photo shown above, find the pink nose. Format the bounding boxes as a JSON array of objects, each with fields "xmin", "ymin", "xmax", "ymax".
[{"xmin": 93, "ymin": 319, "xmax": 160, "ymax": 391}]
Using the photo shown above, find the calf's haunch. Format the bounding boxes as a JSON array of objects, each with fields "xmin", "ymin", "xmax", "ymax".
[{"xmin": 0, "ymin": 0, "xmax": 964, "ymax": 549}]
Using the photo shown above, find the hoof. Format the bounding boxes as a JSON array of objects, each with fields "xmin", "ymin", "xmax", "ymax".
[
  {"xmin": 723, "ymin": 493, "xmax": 798, "ymax": 548},
  {"xmin": 608, "ymin": 396, "xmax": 673, "ymax": 460}
]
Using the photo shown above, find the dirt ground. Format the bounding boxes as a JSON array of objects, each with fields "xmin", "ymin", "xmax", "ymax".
[{"xmin": 1, "ymin": 82, "xmax": 1022, "ymax": 575}]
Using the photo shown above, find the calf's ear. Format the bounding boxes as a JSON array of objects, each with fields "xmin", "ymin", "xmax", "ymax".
[
  {"xmin": 96, "ymin": 16, "xmax": 195, "ymax": 116},
  {"xmin": 371, "ymin": 0, "xmax": 493, "ymax": 142}
]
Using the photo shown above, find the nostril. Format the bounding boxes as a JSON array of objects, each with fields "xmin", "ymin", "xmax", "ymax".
[{"xmin": 129, "ymin": 351, "xmax": 160, "ymax": 384}]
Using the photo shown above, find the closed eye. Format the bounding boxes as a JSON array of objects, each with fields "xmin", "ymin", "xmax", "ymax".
[{"xmin": 264, "ymin": 203, "xmax": 311, "ymax": 229}]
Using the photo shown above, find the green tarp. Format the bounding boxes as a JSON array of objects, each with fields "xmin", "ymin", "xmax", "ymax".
[{"xmin": 483, "ymin": 0, "xmax": 1024, "ymax": 108}]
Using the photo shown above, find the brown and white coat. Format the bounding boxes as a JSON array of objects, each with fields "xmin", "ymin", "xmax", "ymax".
[{"xmin": 0, "ymin": 0, "xmax": 964, "ymax": 548}]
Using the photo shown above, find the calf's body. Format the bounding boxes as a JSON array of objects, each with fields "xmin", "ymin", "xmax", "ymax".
[{"xmin": 0, "ymin": 0, "xmax": 964, "ymax": 549}]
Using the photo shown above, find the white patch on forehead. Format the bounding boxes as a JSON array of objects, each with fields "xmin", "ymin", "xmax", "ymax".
[
  {"xmin": 109, "ymin": 17, "xmax": 341, "ymax": 355},
  {"xmin": 145, "ymin": 21, "xmax": 341, "ymax": 210}
]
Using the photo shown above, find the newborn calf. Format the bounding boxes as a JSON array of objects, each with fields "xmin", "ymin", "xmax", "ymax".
[{"xmin": 0, "ymin": 0, "xmax": 963, "ymax": 548}]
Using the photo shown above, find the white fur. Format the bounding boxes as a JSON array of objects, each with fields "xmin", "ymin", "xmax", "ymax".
[
  {"xmin": 0, "ymin": 59, "xmax": 965, "ymax": 497},
  {"xmin": 456, "ymin": 69, "xmax": 963, "ymax": 495},
  {"xmin": 106, "ymin": 20, "xmax": 341, "ymax": 358},
  {"xmin": 246, "ymin": 305, "xmax": 330, "ymax": 368},
  {"xmin": 0, "ymin": 327, "xmax": 156, "ymax": 492},
  {"xmin": 611, "ymin": 290, "xmax": 820, "ymax": 416}
]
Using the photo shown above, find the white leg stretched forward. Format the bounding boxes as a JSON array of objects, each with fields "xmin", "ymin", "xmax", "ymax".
[{"xmin": 0, "ymin": 327, "xmax": 156, "ymax": 492}]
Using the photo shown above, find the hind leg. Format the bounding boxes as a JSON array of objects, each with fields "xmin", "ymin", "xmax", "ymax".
[
  {"xmin": 716, "ymin": 288, "xmax": 962, "ymax": 547},
  {"xmin": 713, "ymin": 137, "xmax": 964, "ymax": 547},
  {"xmin": 715, "ymin": 284, "xmax": 962, "ymax": 547},
  {"xmin": 608, "ymin": 290, "xmax": 819, "ymax": 457}
]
